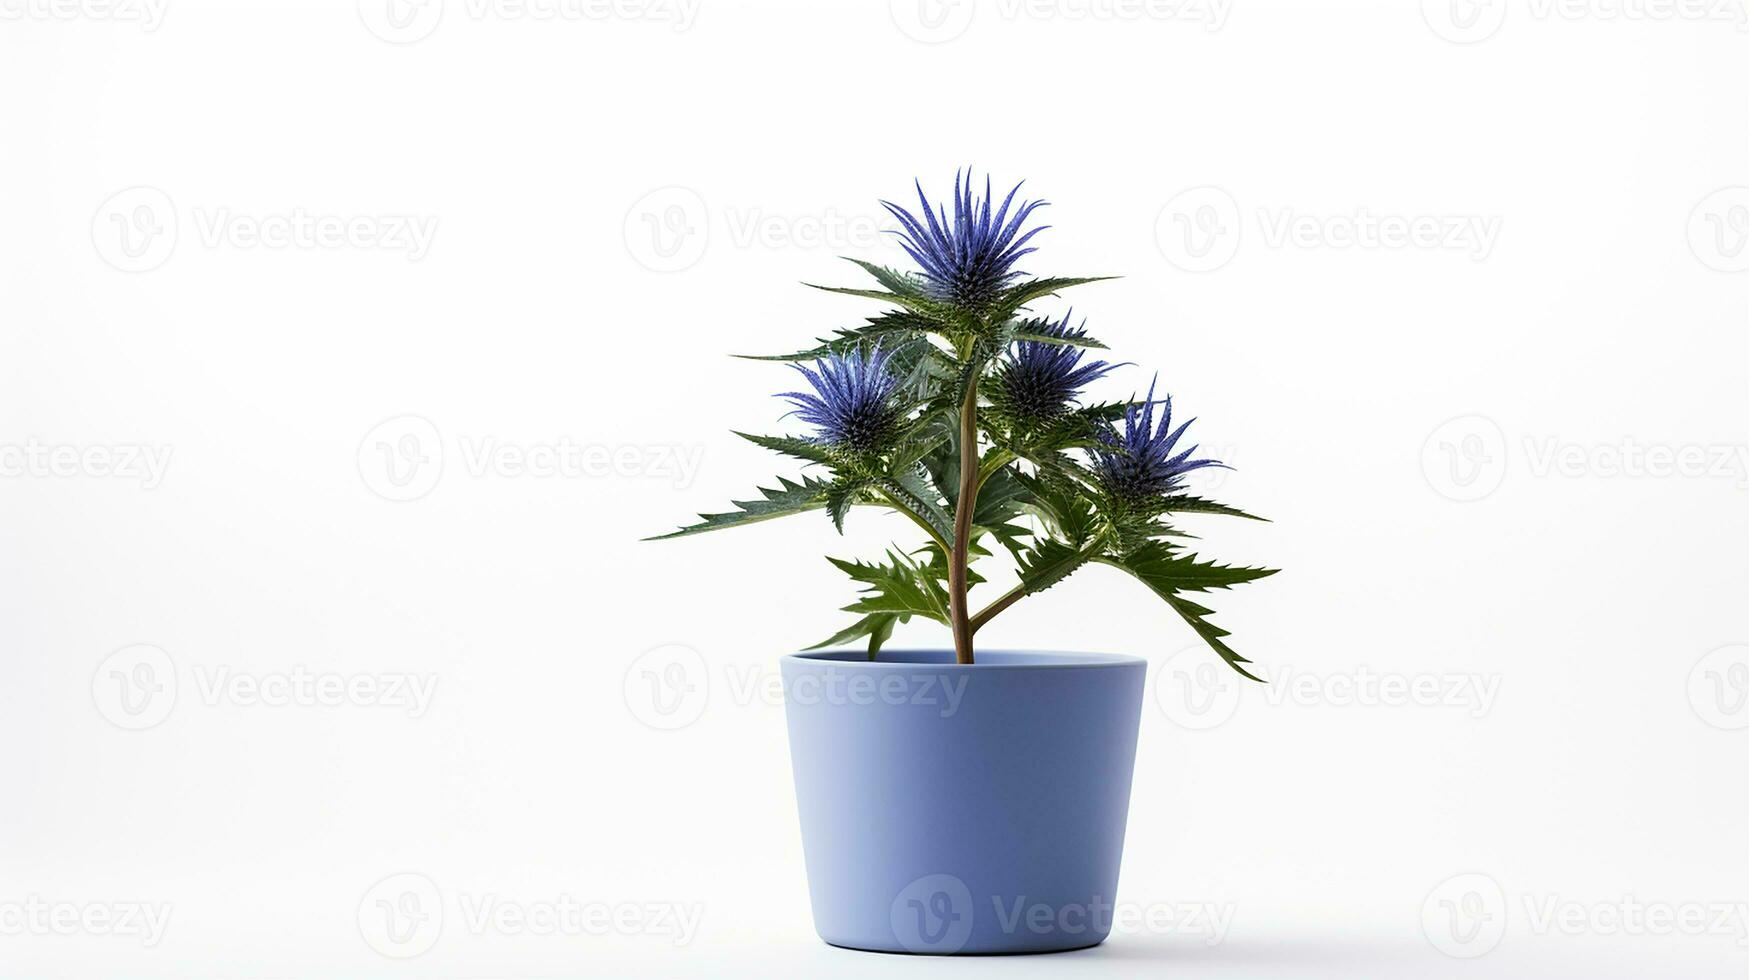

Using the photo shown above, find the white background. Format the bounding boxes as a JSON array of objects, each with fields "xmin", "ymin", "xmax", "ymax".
[{"xmin": 3, "ymin": 0, "xmax": 1747, "ymax": 976}]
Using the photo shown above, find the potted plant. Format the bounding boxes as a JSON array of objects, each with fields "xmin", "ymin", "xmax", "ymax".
[{"xmin": 650, "ymin": 172, "xmax": 1275, "ymax": 954}]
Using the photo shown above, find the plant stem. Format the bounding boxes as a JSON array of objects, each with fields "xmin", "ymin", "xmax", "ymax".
[
  {"xmin": 968, "ymin": 530, "xmax": 1111, "ymax": 634},
  {"xmin": 948, "ymin": 379, "xmax": 980, "ymax": 664},
  {"xmin": 968, "ymin": 582, "xmax": 1026, "ymax": 634}
]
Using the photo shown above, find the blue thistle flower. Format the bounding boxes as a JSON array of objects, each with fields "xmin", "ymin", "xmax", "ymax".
[
  {"xmin": 995, "ymin": 310, "xmax": 1121, "ymax": 426},
  {"xmin": 778, "ymin": 346, "xmax": 904, "ymax": 454},
  {"xmin": 881, "ymin": 170, "xmax": 1049, "ymax": 310},
  {"xmin": 1090, "ymin": 379, "xmax": 1225, "ymax": 502}
]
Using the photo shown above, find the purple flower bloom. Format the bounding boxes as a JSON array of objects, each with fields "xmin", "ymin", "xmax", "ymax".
[
  {"xmin": 779, "ymin": 346, "xmax": 904, "ymax": 453},
  {"xmin": 881, "ymin": 171, "xmax": 1049, "ymax": 309},
  {"xmin": 996, "ymin": 310, "xmax": 1120, "ymax": 425},
  {"xmin": 1091, "ymin": 379, "xmax": 1225, "ymax": 501}
]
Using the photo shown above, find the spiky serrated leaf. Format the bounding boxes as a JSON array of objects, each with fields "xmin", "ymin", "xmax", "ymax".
[
  {"xmin": 828, "ymin": 549, "xmax": 951, "ymax": 622},
  {"xmin": 825, "ymin": 478, "xmax": 870, "ymax": 533},
  {"xmin": 644, "ymin": 475, "xmax": 832, "ymax": 540},
  {"xmin": 734, "ymin": 312, "xmax": 932, "ymax": 362},
  {"xmin": 735, "ymin": 432, "xmax": 836, "ymax": 467},
  {"xmin": 1158, "ymin": 495, "xmax": 1270, "ymax": 521},
  {"xmin": 805, "ymin": 260, "xmax": 964, "ymax": 326},
  {"xmin": 1096, "ymin": 542, "xmax": 1277, "ymax": 681},
  {"xmin": 1016, "ymin": 537, "xmax": 1098, "ymax": 595},
  {"xmin": 1013, "ymin": 468, "xmax": 1100, "ymax": 545},
  {"xmin": 1009, "ymin": 324, "xmax": 1108, "ymax": 350},
  {"xmin": 996, "ymin": 276, "xmax": 1117, "ymax": 315},
  {"xmin": 877, "ymin": 465, "xmax": 954, "ymax": 544},
  {"xmin": 805, "ymin": 612, "xmax": 902, "ymax": 659}
]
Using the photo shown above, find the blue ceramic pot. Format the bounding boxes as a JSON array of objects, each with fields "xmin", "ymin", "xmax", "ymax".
[{"xmin": 781, "ymin": 649, "xmax": 1147, "ymax": 955}]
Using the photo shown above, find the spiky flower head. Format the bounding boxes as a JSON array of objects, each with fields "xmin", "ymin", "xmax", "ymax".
[
  {"xmin": 778, "ymin": 345, "xmax": 904, "ymax": 455},
  {"xmin": 993, "ymin": 310, "xmax": 1120, "ymax": 427},
  {"xmin": 1090, "ymin": 379, "xmax": 1225, "ymax": 502},
  {"xmin": 881, "ymin": 170, "xmax": 1048, "ymax": 310}
]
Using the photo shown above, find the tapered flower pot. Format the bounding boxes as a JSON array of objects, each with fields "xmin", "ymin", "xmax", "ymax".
[{"xmin": 781, "ymin": 649, "xmax": 1147, "ymax": 955}]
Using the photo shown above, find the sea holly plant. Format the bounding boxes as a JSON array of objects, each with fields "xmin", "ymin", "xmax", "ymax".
[{"xmin": 649, "ymin": 172, "xmax": 1276, "ymax": 677}]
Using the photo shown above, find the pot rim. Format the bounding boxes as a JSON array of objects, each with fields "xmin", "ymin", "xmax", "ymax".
[{"xmin": 783, "ymin": 649, "xmax": 1146, "ymax": 670}]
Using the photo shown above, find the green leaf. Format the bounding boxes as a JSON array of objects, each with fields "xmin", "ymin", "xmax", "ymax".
[
  {"xmin": 1158, "ymin": 495, "xmax": 1271, "ymax": 521},
  {"xmin": 825, "ymin": 478, "xmax": 870, "ymax": 533},
  {"xmin": 828, "ymin": 549, "xmax": 951, "ymax": 623},
  {"xmin": 1013, "ymin": 468, "xmax": 1100, "ymax": 544},
  {"xmin": 1009, "ymin": 316, "xmax": 1108, "ymax": 350},
  {"xmin": 645, "ymin": 476, "xmax": 832, "ymax": 540},
  {"xmin": 805, "ymin": 260, "xmax": 961, "ymax": 325},
  {"xmin": 996, "ymin": 276, "xmax": 1117, "ymax": 315},
  {"xmin": 806, "ymin": 613, "xmax": 902, "ymax": 659},
  {"xmin": 1097, "ymin": 542, "xmax": 1277, "ymax": 681},
  {"xmin": 1016, "ymin": 536, "xmax": 1098, "ymax": 596},
  {"xmin": 914, "ymin": 541, "xmax": 986, "ymax": 587},
  {"xmin": 735, "ymin": 432, "xmax": 836, "ymax": 467},
  {"xmin": 877, "ymin": 465, "xmax": 954, "ymax": 544},
  {"xmin": 734, "ymin": 312, "xmax": 935, "ymax": 363}
]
